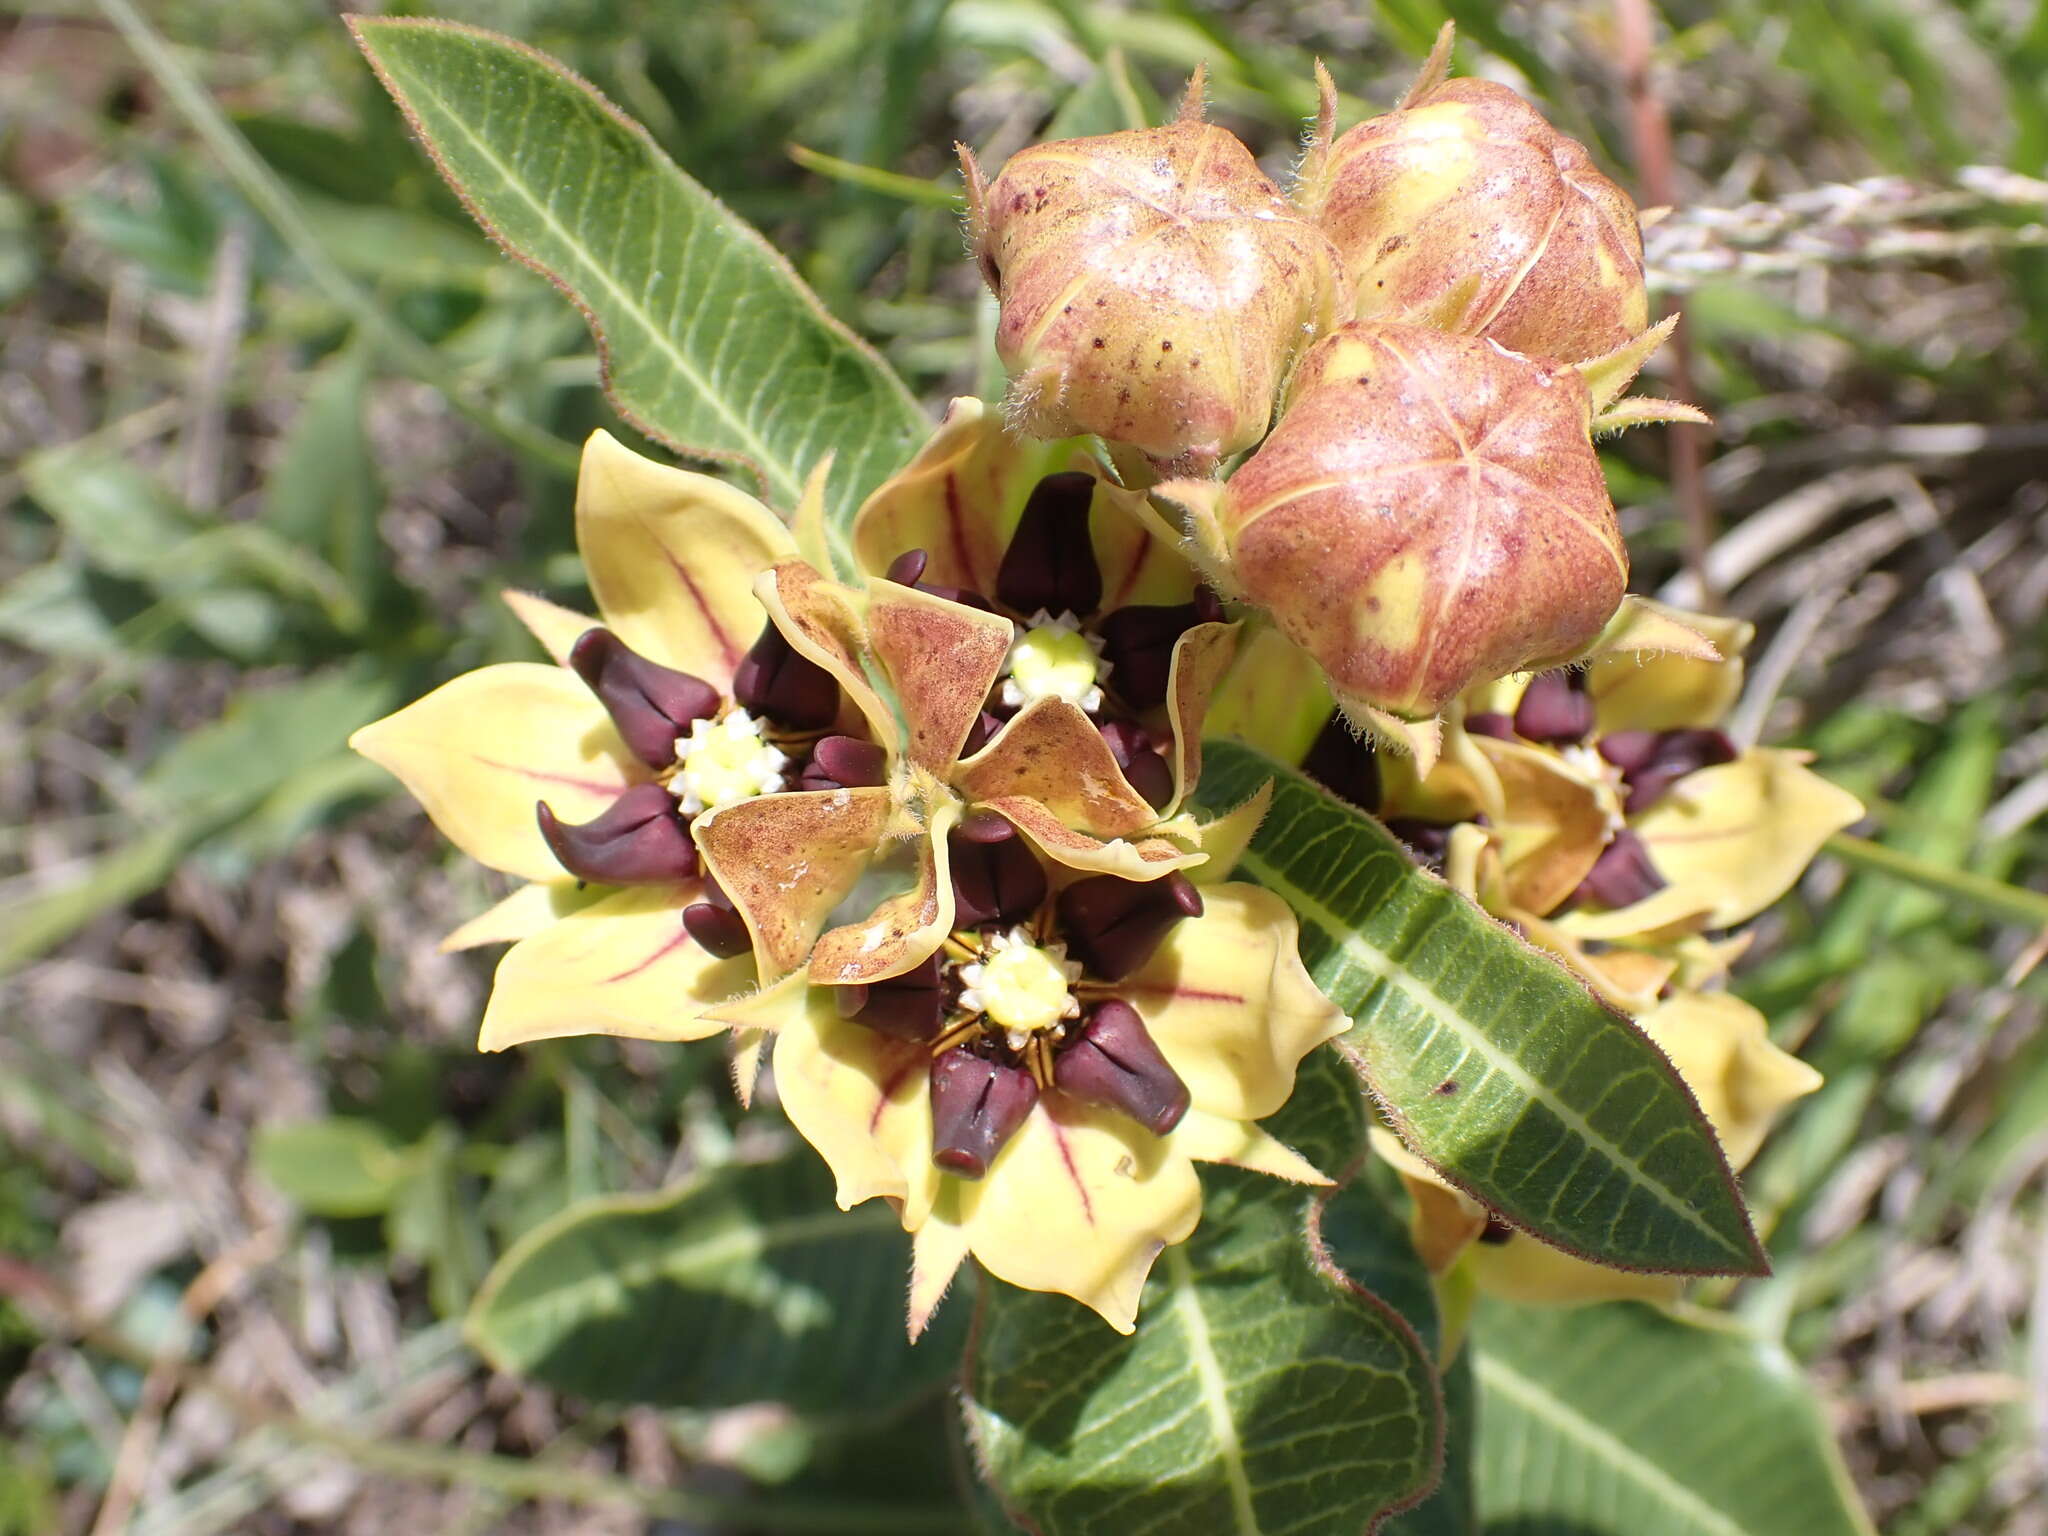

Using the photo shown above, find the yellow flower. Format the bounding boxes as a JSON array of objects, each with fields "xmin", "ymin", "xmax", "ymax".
[
  {"xmin": 1379, "ymin": 989, "xmax": 1820, "ymax": 1308},
  {"xmin": 694, "ymin": 399, "xmax": 1244, "ymax": 992},
  {"xmin": 715, "ymin": 827, "xmax": 1346, "ymax": 1334},
  {"xmin": 349, "ymin": 430, "xmax": 812, "ymax": 1053}
]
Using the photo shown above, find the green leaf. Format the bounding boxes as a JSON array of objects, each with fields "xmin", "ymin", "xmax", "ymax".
[
  {"xmin": 466, "ymin": 1155, "xmax": 966, "ymax": 1417},
  {"xmin": 963, "ymin": 1169, "xmax": 1442, "ymax": 1536},
  {"xmin": 1197, "ymin": 742, "xmax": 1764, "ymax": 1279},
  {"xmin": 348, "ymin": 17, "xmax": 930, "ymax": 542},
  {"xmin": 254, "ymin": 1118, "xmax": 413, "ymax": 1218},
  {"xmin": 1473, "ymin": 1299, "xmax": 1874, "ymax": 1536}
]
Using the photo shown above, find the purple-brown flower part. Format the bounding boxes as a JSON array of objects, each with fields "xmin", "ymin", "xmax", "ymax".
[
  {"xmin": 1513, "ymin": 670, "xmax": 1595, "ymax": 746},
  {"xmin": 1053, "ymin": 999, "xmax": 1191, "ymax": 1136},
  {"xmin": 929, "ymin": 1048, "xmax": 1041, "ymax": 1179},
  {"xmin": 568, "ymin": 628, "xmax": 721, "ymax": 769},
  {"xmin": 536, "ymin": 782, "xmax": 698, "ymax": 885},
  {"xmin": 949, "ymin": 814, "xmax": 1050, "ymax": 929},
  {"xmin": 1600, "ymin": 727, "xmax": 1739, "ymax": 814},
  {"xmin": 1385, "ymin": 817, "xmax": 1459, "ymax": 871},
  {"xmin": 840, "ymin": 953, "xmax": 948, "ymax": 1041},
  {"xmin": 1574, "ymin": 828, "xmax": 1667, "ymax": 909},
  {"xmin": 1097, "ymin": 719, "xmax": 1175, "ymax": 811},
  {"xmin": 1057, "ymin": 871, "xmax": 1204, "ymax": 982},
  {"xmin": 682, "ymin": 881, "xmax": 752, "ymax": 959},
  {"xmin": 1302, "ymin": 714, "xmax": 1382, "ymax": 814},
  {"xmin": 995, "ymin": 471, "xmax": 1103, "ymax": 618},
  {"xmin": 1464, "ymin": 713, "xmax": 1515, "ymax": 741},
  {"xmin": 1097, "ymin": 601, "xmax": 1204, "ymax": 713},
  {"xmin": 799, "ymin": 734, "xmax": 889, "ymax": 792},
  {"xmin": 731, "ymin": 618, "xmax": 840, "ymax": 731}
]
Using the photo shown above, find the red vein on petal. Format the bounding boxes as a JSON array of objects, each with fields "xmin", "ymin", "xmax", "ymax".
[
  {"xmin": 469, "ymin": 756, "xmax": 627, "ymax": 796},
  {"xmin": 659, "ymin": 541, "xmax": 743, "ymax": 671},
  {"xmin": 871, "ymin": 1053, "xmax": 919, "ymax": 1133},
  {"xmin": 1049, "ymin": 1116, "xmax": 1096, "ymax": 1226},
  {"xmin": 942, "ymin": 471, "xmax": 976, "ymax": 590},
  {"xmin": 600, "ymin": 921, "xmax": 693, "ymax": 984}
]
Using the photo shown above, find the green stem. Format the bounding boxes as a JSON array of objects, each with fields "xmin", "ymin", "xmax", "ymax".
[
  {"xmin": 1824, "ymin": 831, "xmax": 2048, "ymax": 931},
  {"xmin": 93, "ymin": 0, "xmax": 581, "ymax": 476},
  {"xmin": 274, "ymin": 1421, "xmax": 970, "ymax": 1534}
]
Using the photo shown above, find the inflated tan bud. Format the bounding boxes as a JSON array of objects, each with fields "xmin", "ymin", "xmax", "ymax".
[
  {"xmin": 1171, "ymin": 321, "xmax": 1626, "ymax": 722},
  {"xmin": 1303, "ymin": 74, "xmax": 1647, "ymax": 364},
  {"xmin": 962, "ymin": 82, "xmax": 1344, "ymax": 476}
]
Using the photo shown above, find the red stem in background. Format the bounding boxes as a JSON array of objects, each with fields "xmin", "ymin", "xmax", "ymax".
[{"xmin": 1615, "ymin": 0, "xmax": 1719, "ymax": 609}]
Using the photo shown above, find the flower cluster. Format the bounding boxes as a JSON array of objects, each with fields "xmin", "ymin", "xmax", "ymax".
[{"xmin": 352, "ymin": 32, "xmax": 1850, "ymax": 1335}]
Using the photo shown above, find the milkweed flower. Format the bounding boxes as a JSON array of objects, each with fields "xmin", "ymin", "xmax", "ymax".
[
  {"xmin": 348, "ymin": 430, "xmax": 848, "ymax": 1052},
  {"xmin": 961, "ymin": 76, "xmax": 1344, "ymax": 476},
  {"xmin": 715, "ymin": 793, "xmax": 1346, "ymax": 1334}
]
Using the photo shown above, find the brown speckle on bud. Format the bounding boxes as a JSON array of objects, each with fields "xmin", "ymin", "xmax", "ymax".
[
  {"xmin": 1303, "ymin": 74, "xmax": 1646, "ymax": 364},
  {"xmin": 961, "ymin": 101, "xmax": 1344, "ymax": 476},
  {"xmin": 1172, "ymin": 321, "xmax": 1626, "ymax": 721}
]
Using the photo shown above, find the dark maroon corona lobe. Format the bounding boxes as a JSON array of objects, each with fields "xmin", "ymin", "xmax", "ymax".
[
  {"xmin": 1095, "ymin": 601, "xmax": 1203, "ymax": 712},
  {"xmin": 1463, "ymin": 712, "xmax": 1515, "ymax": 741},
  {"xmin": 929, "ymin": 1049, "xmax": 1041, "ymax": 1178},
  {"xmin": 1384, "ymin": 817, "xmax": 1459, "ymax": 871},
  {"xmin": 1053, "ymin": 999, "xmax": 1191, "ymax": 1135},
  {"xmin": 1514, "ymin": 670, "xmax": 1596, "ymax": 746},
  {"xmin": 948, "ymin": 815, "xmax": 1049, "ymax": 929},
  {"xmin": 839, "ymin": 953, "xmax": 947, "ymax": 1040},
  {"xmin": 1572, "ymin": 827, "xmax": 1667, "ymax": 910},
  {"xmin": 569, "ymin": 628, "xmax": 720, "ymax": 768},
  {"xmin": 1302, "ymin": 713, "xmax": 1382, "ymax": 813},
  {"xmin": 1599, "ymin": 728, "xmax": 1738, "ymax": 814},
  {"xmin": 995, "ymin": 471, "xmax": 1102, "ymax": 618},
  {"xmin": 731, "ymin": 619, "xmax": 840, "ymax": 731},
  {"xmin": 798, "ymin": 734, "xmax": 888, "ymax": 792},
  {"xmin": 681, "ymin": 895, "xmax": 752, "ymax": 959},
  {"xmin": 1056, "ymin": 871, "xmax": 1204, "ymax": 982},
  {"xmin": 1098, "ymin": 719, "xmax": 1174, "ymax": 810},
  {"xmin": 536, "ymin": 782, "xmax": 698, "ymax": 884}
]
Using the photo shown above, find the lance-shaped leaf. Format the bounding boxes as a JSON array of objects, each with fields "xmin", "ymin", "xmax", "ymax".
[
  {"xmin": 465, "ymin": 1155, "xmax": 966, "ymax": 1416},
  {"xmin": 1196, "ymin": 741, "xmax": 1765, "ymax": 1278},
  {"xmin": 349, "ymin": 19, "xmax": 927, "ymax": 539},
  {"xmin": 1473, "ymin": 1299, "xmax": 1873, "ymax": 1536},
  {"xmin": 963, "ymin": 1168, "xmax": 1442, "ymax": 1536}
]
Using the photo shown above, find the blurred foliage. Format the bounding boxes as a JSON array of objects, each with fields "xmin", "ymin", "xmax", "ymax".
[{"xmin": 2, "ymin": 0, "xmax": 2045, "ymax": 1532}]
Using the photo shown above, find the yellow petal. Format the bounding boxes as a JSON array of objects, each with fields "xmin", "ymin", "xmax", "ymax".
[
  {"xmin": 809, "ymin": 800, "xmax": 961, "ymax": 985},
  {"xmin": 478, "ymin": 885, "xmax": 753, "ymax": 1050},
  {"xmin": 500, "ymin": 589, "xmax": 596, "ymax": 665},
  {"xmin": 956, "ymin": 699, "xmax": 1160, "ymax": 841},
  {"xmin": 1187, "ymin": 779, "xmax": 1273, "ymax": 887},
  {"xmin": 349, "ymin": 663, "xmax": 639, "ymax": 883},
  {"xmin": 1173, "ymin": 1109, "xmax": 1328, "ymax": 1184},
  {"xmin": 1464, "ymin": 1232, "xmax": 1685, "ymax": 1307},
  {"xmin": 1473, "ymin": 736, "xmax": 1614, "ymax": 917},
  {"xmin": 1121, "ymin": 883, "xmax": 1349, "ymax": 1121},
  {"xmin": 985, "ymin": 795, "xmax": 1204, "ymax": 878},
  {"xmin": 1588, "ymin": 604, "xmax": 1752, "ymax": 734},
  {"xmin": 907, "ymin": 1200, "xmax": 974, "ymax": 1340},
  {"xmin": 850, "ymin": 396, "xmax": 1059, "ymax": 593},
  {"xmin": 1205, "ymin": 623, "xmax": 1333, "ymax": 769},
  {"xmin": 1159, "ymin": 621, "xmax": 1240, "ymax": 817},
  {"xmin": 576, "ymin": 429, "xmax": 794, "ymax": 689},
  {"xmin": 955, "ymin": 1095, "xmax": 1203, "ymax": 1334},
  {"xmin": 1343, "ymin": 699, "xmax": 1444, "ymax": 777},
  {"xmin": 440, "ymin": 880, "xmax": 596, "ymax": 952},
  {"xmin": 768, "ymin": 979, "xmax": 939, "ymax": 1223},
  {"xmin": 863, "ymin": 583, "xmax": 1015, "ymax": 773},
  {"xmin": 694, "ymin": 786, "xmax": 894, "ymax": 979},
  {"xmin": 791, "ymin": 453, "xmax": 838, "ymax": 576},
  {"xmin": 1561, "ymin": 749, "xmax": 1863, "ymax": 938},
  {"xmin": 1638, "ymin": 990, "xmax": 1820, "ymax": 1170},
  {"xmin": 731, "ymin": 1028, "xmax": 770, "ymax": 1107}
]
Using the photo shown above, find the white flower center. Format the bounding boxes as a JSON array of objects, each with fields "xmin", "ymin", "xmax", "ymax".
[
  {"xmin": 672, "ymin": 709, "xmax": 788, "ymax": 814},
  {"xmin": 956, "ymin": 926, "xmax": 1081, "ymax": 1042},
  {"xmin": 1000, "ymin": 611, "xmax": 1106, "ymax": 712}
]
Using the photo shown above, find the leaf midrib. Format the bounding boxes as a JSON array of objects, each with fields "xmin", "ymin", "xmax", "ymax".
[
  {"xmin": 1164, "ymin": 1245, "xmax": 1261, "ymax": 1536},
  {"xmin": 1475, "ymin": 1350, "xmax": 1750, "ymax": 1536},
  {"xmin": 391, "ymin": 47, "xmax": 802, "ymax": 502},
  {"xmin": 1236, "ymin": 845, "xmax": 1746, "ymax": 1264}
]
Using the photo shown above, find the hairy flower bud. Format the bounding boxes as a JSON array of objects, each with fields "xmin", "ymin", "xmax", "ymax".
[
  {"xmin": 961, "ymin": 80, "xmax": 1344, "ymax": 474},
  {"xmin": 1171, "ymin": 321, "xmax": 1626, "ymax": 723},
  {"xmin": 1303, "ymin": 76, "xmax": 1647, "ymax": 363}
]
